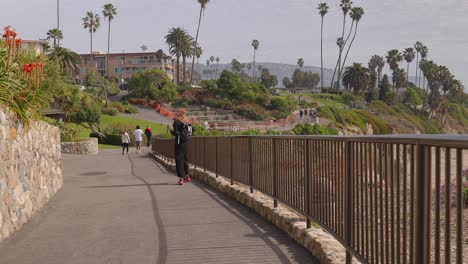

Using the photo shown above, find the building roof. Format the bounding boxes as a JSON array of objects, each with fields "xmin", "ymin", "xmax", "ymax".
[
  {"xmin": 22, "ymin": 40, "xmax": 48, "ymax": 45},
  {"xmin": 79, "ymin": 49, "xmax": 172, "ymax": 59}
]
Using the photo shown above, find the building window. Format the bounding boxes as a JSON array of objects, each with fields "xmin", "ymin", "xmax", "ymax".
[{"xmin": 115, "ymin": 67, "xmax": 124, "ymax": 74}]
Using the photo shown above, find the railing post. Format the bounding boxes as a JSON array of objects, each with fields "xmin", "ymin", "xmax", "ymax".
[
  {"xmin": 415, "ymin": 143, "xmax": 428, "ymax": 264},
  {"xmin": 249, "ymin": 136, "xmax": 254, "ymax": 194},
  {"xmin": 203, "ymin": 137, "xmax": 206, "ymax": 172},
  {"xmin": 230, "ymin": 137, "xmax": 234, "ymax": 185},
  {"xmin": 305, "ymin": 139, "xmax": 312, "ymax": 229},
  {"xmin": 215, "ymin": 137, "xmax": 218, "ymax": 177},
  {"xmin": 273, "ymin": 138, "xmax": 278, "ymax": 208},
  {"xmin": 345, "ymin": 141, "xmax": 353, "ymax": 264}
]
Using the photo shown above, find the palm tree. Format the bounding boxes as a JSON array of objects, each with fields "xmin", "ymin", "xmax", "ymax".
[
  {"xmin": 82, "ymin": 11, "xmax": 101, "ymax": 66},
  {"xmin": 342, "ymin": 63, "xmax": 370, "ymax": 94},
  {"xmin": 47, "ymin": 46, "xmax": 81, "ymax": 77},
  {"xmin": 392, "ymin": 68, "xmax": 406, "ymax": 92},
  {"xmin": 46, "ymin": 28, "xmax": 63, "ymax": 48},
  {"xmin": 413, "ymin": 41, "xmax": 423, "ymax": 88},
  {"xmin": 386, "ymin": 49, "xmax": 403, "ymax": 87},
  {"xmin": 181, "ymin": 34, "xmax": 194, "ymax": 83},
  {"xmin": 216, "ymin": 57, "xmax": 220, "ymax": 77},
  {"xmin": 165, "ymin": 27, "xmax": 189, "ymax": 84},
  {"xmin": 368, "ymin": 55, "xmax": 385, "ymax": 88},
  {"xmin": 57, "ymin": 0, "xmax": 60, "ymax": 29},
  {"xmin": 318, "ymin": 3, "xmax": 329, "ymax": 90},
  {"xmin": 190, "ymin": 0, "xmax": 211, "ymax": 84},
  {"xmin": 340, "ymin": 7, "xmax": 364, "ymax": 71},
  {"xmin": 297, "ymin": 58, "xmax": 304, "ymax": 70},
  {"xmin": 251, "ymin": 40, "xmax": 259, "ymax": 81},
  {"xmin": 402, "ymin": 48, "xmax": 415, "ymax": 83},
  {"xmin": 419, "ymin": 45, "xmax": 429, "ymax": 89},
  {"xmin": 141, "ymin": 45, "xmax": 148, "ymax": 52},
  {"xmin": 206, "ymin": 59, "xmax": 210, "ymax": 79},
  {"xmin": 331, "ymin": 0, "xmax": 353, "ymax": 89},
  {"xmin": 209, "ymin": 56, "xmax": 215, "ymax": 79},
  {"xmin": 330, "ymin": 38, "xmax": 344, "ymax": 88},
  {"xmin": 102, "ymin": 3, "xmax": 117, "ymax": 77},
  {"xmin": 194, "ymin": 45, "xmax": 203, "ymax": 73}
]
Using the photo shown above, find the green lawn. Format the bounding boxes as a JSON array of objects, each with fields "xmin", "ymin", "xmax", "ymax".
[
  {"xmin": 306, "ymin": 94, "xmax": 347, "ymax": 108},
  {"xmin": 77, "ymin": 115, "xmax": 170, "ymax": 149}
]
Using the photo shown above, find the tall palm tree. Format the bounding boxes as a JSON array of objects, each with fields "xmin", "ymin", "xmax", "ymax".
[
  {"xmin": 194, "ymin": 45, "xmax": 203, "ymax": 74},
  {"xmin": 165, "ymin": 27, "xmax": 189, "ymax": 84},
  {"xmin": 190, "ymin": 0, "xmax": 211, "ymax": 84},
  {"xmin": 216, "ymin": 57, "xmax": 220, "ymax": 77},
  {"xmin": 330, "ymin": 38, "xmax": 344, "ymax": 88},
  {"xmin": 413, "ymin": 41, "xmax": 423, "ymax": 88},
  {"xmin": 340, "ymin": 7, "xmax": 364, "ymax": 71},
  {"xmin": 386, "ymin": 49, "xmax": 403, "ymax": 87},
  {"xmin": 103, "ymin": 3, "xmax": 117, "ymax": 77},
  {"xmin": 402, "ymin": 48, "xmax": 415, "ymax": 83},
  {"xmin": 141, "ymin": 45, "xmax": 148, "ymax": 52},
  {"xmin": 368, "ymin": 55, "xmax": 385, "ymax": 88},
  {"xmin": 46, "ymin": 28, "xmax": 63, "ymax": 48},
  {"xmin": 251, "ymin": 40, "xmax": 259, "ymax": 81},
  {"xmin": 57, "ymin": 0, "xmax": 60, "ymax": 29},
  {"xmin": 342, "ymin": 63, "xmax": 370, "ymax": 94},
  {"xmin": 209, "ymin": 56, "xmax": 215, "ymax": 79},
  {"xmin": 47, "ymin": 46, "xmax": 81, "ymax": 77},
  {"xmin": 392, "ymin": 68, "xmax": 406, "ymax": 92},
  {"xmin": 419, "ymin": 45, "xmax": 429, "ymax": 89},
  {"xmin": 318, "ymin": 3, "xmax": 329, "ymax": 90},
  {"xmin": 331, "ymin": 0, "xmax": 353, "ymax": 89},
  {"xmin": 181, "ymin": 34, "xmax": 194, "ymax": 83},
  {"xmin": 297, "ymin": 58, "xmax": 304, "ymax": 70},
  {"xmin": 82, "ymin": 11, "xmax": 101, "ymax": 66}
]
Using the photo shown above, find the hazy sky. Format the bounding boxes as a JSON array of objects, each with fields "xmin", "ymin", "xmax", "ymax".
[{"xmin": 1, "ymin": 0, "xmax": 467, "ymax": 85}]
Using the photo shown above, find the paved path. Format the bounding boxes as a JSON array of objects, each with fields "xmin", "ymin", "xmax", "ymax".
[
  {"xmin": 0, "ymin": 149, "xmax": 317, "ymax": 264},
  {"xmin": 122, "ymin": 105, "xmax": 173, "ymax": 126}
]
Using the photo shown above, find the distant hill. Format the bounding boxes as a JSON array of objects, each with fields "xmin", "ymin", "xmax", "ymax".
[{"xmin": 189, "ymin": 62, "xmax": 335, "ymax": 88}]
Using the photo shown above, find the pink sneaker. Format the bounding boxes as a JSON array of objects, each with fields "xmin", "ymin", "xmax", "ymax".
[
  {"xmin": 185, "ymin": 176, "xmax": 192, "ymax": 183},
  {"xmin": 178, "ymin": 179, "xmax": 184, "ymax": 186}
]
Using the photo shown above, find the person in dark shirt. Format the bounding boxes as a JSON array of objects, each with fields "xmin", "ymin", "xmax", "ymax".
[
  {"xmin": 169, "ymin": 111, "xmax": 193, "ymax": 186},
  {"xmin": 144, "ymin": 126, "xmax": 152, "ymax": 147}
]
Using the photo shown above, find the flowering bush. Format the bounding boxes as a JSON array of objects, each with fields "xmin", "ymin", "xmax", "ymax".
[{"xmin": 0, "ymin": 25, "xmax": 44, "ymax": 123}]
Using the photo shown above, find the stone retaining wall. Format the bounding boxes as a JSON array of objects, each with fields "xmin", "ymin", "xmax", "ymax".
[
  {"xmin": 0, "ymin": 109, "xmax": 63, "ymax": 241},
  {"xmin": 61, "ymin": 138, "xmax": 98, "ymax": 155},
  {"xmin": 152, "ymin": 153, "xmax": 356, "ymax": 264}
]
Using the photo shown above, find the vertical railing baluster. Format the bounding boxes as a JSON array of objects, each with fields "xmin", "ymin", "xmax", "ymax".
[
  {"xmin": 249, "ymin": 136, "xmax": 253, "ymax": 193},
  {"xmin": 346, "ymin": 140, "xmax": 353, "ymax": 264},
  {"xmin": 306, "ymin": 139, "xmax": 311, "ymax": 228},
  {"xmin": 415, "ymin": 144, "xmax": 428, "ymax": 264},
  {"xmin": 455, "ymin": 148, "xmax": 462, "ymax": 264},
  {"xmin": 230, "ymin": 137, "xmax": 234, "ymax": 185}
]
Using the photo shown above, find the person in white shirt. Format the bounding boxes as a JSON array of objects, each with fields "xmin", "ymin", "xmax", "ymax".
[
  {"xmin": 133, "ymin": 125, "xmax": 144, "ymax": 154},
  {"xmin": 121, "ymin": 130, "xmax": 130, "ymax": 155}
]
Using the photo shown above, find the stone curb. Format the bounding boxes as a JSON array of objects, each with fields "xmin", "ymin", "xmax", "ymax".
[
  {"xmin": 61, "ymin": 138, "xmax": 98, "ymax": 155},
  {"xmin": 151, "ymin": 153, "xmax": 351, "ymax": 264}
]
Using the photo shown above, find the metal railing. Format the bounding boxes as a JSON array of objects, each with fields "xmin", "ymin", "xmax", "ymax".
[{"xmin": 152, "ymin": 135, "xmax": 468, "ymax": 264}]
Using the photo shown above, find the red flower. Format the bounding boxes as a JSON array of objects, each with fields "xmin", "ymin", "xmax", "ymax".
[{"xmin": 15, "ymin": 38, "xmax": 22, "ymax": 46}]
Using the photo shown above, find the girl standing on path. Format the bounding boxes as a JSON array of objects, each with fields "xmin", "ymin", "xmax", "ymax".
[
  {"xmin": 169, "ymin": 110, "xmax": 193, "ymax": 186},
  {"xmin": 134, "ymin": 125, "xmax": 144, "ymax": 154}
]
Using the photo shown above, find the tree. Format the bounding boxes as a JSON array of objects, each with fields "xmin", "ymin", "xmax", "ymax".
[
  {"xmin": 368, "ymin": 55, "xmax": 385, "ymax": 88},
  {"xmin": 318, "ymin": 2, "xmax": 329, "ymax": 90},
  {"xmin": 102, "ymin": 3, "xmax": 117, "ymax": 77},
  {"xmin": 231, "ymin": 59, "xmax": 244, "ymax": 74},
  {"xmin": 258, "ymin": 67, "xmax": 278, "ymax": 88},
  {"xmin": 386, "ymin": 49, "xmax": 403, "ymax": 87},
  {"xmin": 293, "ymin": 70, "xmax": 320, "ymax": 88},
  {"xmin": 403, "ymin": 87, "xmax": 423, "ymax": 110},
  {"xmin": 190, "ymin": 0, "xmax": 210, "ymax": 84},
  {"xmin": 180, "ymin": 34, "xmax": 194, "ymax": 83},
  {"xmin": 365, "ymin": 73, "xmax": 378, "ymax": 102},
  {"xmin": 342, "ymin": 63, "xmax": 370, "ymax": 94},
  {"xmin": 86, "ymin": 69, "xmax": 119, "ymax": 106},
  {"xmin": 251, "ymin": 40, "xmax": 259, "ymax": 81},
  {"xmin": 379, "ymin": 74, "xmax": 391, "ymax": 101},
  {"xmin": 165, "ymin": 27, "xmax": 189, "ymax": 84},
  {"xmin": 127, "ymin": 69, "xmax": 177, "ymax": 102},
  {"xmin": 341, "ymin": 7, "xmax": 364, "ymax": 72},
  {"xmin": 47, "ymin": 46, "xmax": 82, "ymax": 77},
  {"xmin": 413, "ymin": 41, "xmax": 423, "ymax": 88},
  {"xmin": 82, "ymin": 11, "xmax": 101, "ymax": 65},
  {"xmin": 331, "ymin": 0, "xmax": 353, "ymax": 89},
  {"xmin": 46, "ymin": 28, "xmax": 63, "ymax": 48},
  {"xmin": 193, "ymin": 44, "xmax": 203, "ymax": 73},
  {"xmin": 330, "ymin": 37, "xmax": 344, "ymax": 88},
  {"xmin": 403, "ymin": 47, "xmax": 415, "ymax": 82},
  {"xmin": 141, "ymin": 45, "xmax": 148, "ymax": 52},
  {"xmin": 69, "ymin": 93, "xmax": 102, "ymax": 134},
  {"xmin": 283, "ymin": 77, "xmax": 294, "ymax": 88},
  {"xmin": 216, "ymin": 57, "xmax": 220, "ymax": 76},
  {"xmin": 419, "ymin": 45, "xmax": 429, "ymax": 90},
  {"xmin": 297, "ymin": 58, "xmax": 304, "ymax": 70},
  {"xmin": 392, "ymin": 68, "xmax": 406, "ymax": 92},
  {"xmin": 210, "ymin": 56, "xmax": 215, "ymax": 78}
]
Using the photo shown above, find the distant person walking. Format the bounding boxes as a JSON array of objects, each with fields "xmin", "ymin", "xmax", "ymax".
[
  {"xmin": 304, "ymin": 109, "xmax": 308, "ymax": 116},
  {"xmin": 169, "ymin": 110, "xmax": 193, "ymax": 186},
  {"xmin": 299, "ymin": 109, "xmax": 304, "ymax": 119},
  {"xmin": 134, "ymin": 125, "xmax": 144, "ymax": 154},
  {"xmin": 121, "ymin": 130, "xmax": 130, "ymax": 155},
  {"xmin": 144, "ymin": 126, "xmax": 152, "ymax": 147}
]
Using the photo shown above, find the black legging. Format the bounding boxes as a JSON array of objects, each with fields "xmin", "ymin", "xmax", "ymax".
[
  {"xmin": 122, "ymin": 143, "xmax": 129, "ymax": 153},
  {"xmin": 175, "ymin": 142, "xmax": 189, "ymax": 178}
]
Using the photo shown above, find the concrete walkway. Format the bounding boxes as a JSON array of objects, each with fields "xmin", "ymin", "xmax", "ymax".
[{"xmin": 0, "ymin": 149, "xmax": 317, "ymax": 264}]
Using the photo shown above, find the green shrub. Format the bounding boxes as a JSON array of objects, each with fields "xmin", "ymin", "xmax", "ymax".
[
  {"xmin": 173, "ymin": 96, "xmax": 191, "ymax": 108},
  {"xmin": 235, "ymin": 103, "xmax": 271, "ymax": 120},
  {"xmin": 269, "ymin": 96, "xmax": 297, "ymax": 119},
  {"xmin": 124, "ymin": 104, "xmax": 138, "ymax": 114},
  {"xmin": 102, "ymin": 107, "xmax": 119, "ymax": 116},
  {"xmin": 108, "ymin": 102, "xmax": 125, "ymax": 112},
  {"xmin": 292, "ymin": 124, "xmax": 338, "ymax": 135}
]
